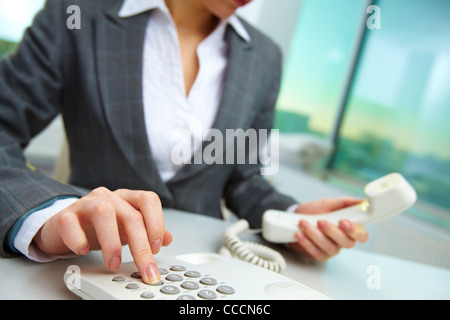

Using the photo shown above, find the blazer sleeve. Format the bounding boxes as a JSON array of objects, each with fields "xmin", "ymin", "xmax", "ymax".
[
  {"xmin": 223, "ymin": 42, "xmax": 297, "ymax": 228},
  {"xmin": 0, "ymin": 0, "xmax": 84, "ymax": 257}
]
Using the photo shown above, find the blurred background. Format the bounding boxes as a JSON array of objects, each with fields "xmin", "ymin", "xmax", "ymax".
[{"xmin": 1, "ymin": 0, "xmax": 449, "ymax": 269}]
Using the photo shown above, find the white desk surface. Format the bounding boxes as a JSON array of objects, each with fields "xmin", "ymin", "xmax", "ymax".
[{"xmin": 1, "ymin": 208, "xmax": 449, "ymax": 300}]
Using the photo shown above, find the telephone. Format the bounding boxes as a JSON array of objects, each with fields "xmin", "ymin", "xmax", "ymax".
[
  {"xmin": 64, "ymin": 252, "xmax": 330, "ymax": 300},
  {"xmin": 64, "ymin": 173, "xmax": 416, "ymax": 300}
]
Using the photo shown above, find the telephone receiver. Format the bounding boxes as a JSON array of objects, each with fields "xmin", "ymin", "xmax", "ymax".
[
  {"xmin": 222, "ymin": 173, "xmax": 417, "ymax": 272},
  {"xmin": 262, "ymin": 172, "xmax": 417, "ymax": 243}
]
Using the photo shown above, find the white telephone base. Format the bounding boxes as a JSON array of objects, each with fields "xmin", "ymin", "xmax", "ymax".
[
  {"xmin": 262, "ymin": 173, "xmax": 417, "ymax": 243},
  {"xmin": 64, "ymin": 252, "xmax": 330, "ymax": 300}
]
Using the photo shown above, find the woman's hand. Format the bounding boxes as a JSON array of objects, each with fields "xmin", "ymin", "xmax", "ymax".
[
  {"xmin": 33, "ymin": 187, "xmax": 172, "ymax": 284},
  {"xmin": 288, "ymin": 197, "xmax": 369, "ymax": 262}
]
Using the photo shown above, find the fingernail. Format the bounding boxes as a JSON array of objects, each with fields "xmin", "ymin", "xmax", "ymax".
[
  {"xmin": 299, "ymin": 220, "xmax": 310, "ymax": 229},
  {"xmin": 77, "ymin": 245, "xmax": 90, "ymax": 256},
  {"xmin": 109, "ymin": 256, "xmax": 121, "ymax": 271},
  {"xmin": 352, "ymin": 226, "xmax": 368, "ymax": 239},
  {"xmin": 318, "ymin": 220, "xmax": 329, "ymax": 229},
  {"xmin": 145, "ymin": 264, "xmax": 160, "ymax": 284},
  {"xmin": 340, "ymin": 220, "xmax": 352, "ymax": 231},
  {"xmin": 151, "ymin": 239, "xmax": 162, "ymax": 255},
  {"xmin": 295, "ymin": 231, "xmax": 305, "ymax": 241}
]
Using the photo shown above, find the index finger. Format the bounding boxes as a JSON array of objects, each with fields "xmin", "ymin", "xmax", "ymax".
[{"xmin": 121, "ymin": 211, "xmax": 160, "ymax": 284}]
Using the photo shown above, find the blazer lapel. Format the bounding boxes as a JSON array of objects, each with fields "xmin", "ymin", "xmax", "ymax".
[
  {"xmin": 169, "ymin": 25, "xmax": 257, "ymax": 183},
  {"xmin": 96, "ymin": 5, "xmax": 172, "ymax": 200}
]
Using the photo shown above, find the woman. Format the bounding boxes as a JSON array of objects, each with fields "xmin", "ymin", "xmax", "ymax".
[{"xmin": 0, "ymin": 0, "xmax": 367, "ymax": 285}]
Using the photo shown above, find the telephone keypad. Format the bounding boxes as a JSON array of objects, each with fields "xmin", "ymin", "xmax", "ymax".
[{"xmin": 110, "ymin": 264, "xmax": 236, "ymax": 300}]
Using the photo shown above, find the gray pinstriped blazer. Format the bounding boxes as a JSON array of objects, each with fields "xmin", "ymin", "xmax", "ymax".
[{"xmin": 0, "ymin": 0, "xmax": 297, "ymax": 257}]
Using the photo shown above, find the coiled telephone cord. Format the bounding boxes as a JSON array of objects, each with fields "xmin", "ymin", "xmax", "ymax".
[{"xmin": 220, "ymin": 220, "xmax": 286, "ymax": 273}]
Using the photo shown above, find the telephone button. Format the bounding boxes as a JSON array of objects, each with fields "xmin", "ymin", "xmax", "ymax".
[
  {"xmin": 198, "ymin": 290, "xmax": 217, "ymax": 300},
  {"xmin": 217, "ymin": 285, "xmax": 235, "ymax": 295},
  {"xmin": 200, "ymin": 277, "xmax": 217, "ymax": 286},
  {"xmin": 181, "ymin": 281, "xmax": 200, "ymax": 290},
  {"xmin": 125, "ymin": 283, "xmax": 139, "ymax": 290},
  {"xmin": 165, "ymin": 274, "xmax": 183, "ymax": 282},
  {"xmin": 170, "ymin": 265, "xmax": 186, "ymax": 272},
  {"xmin": 112, "ymin": 276, "xmax": 125, "ymax": 282},
  {"xmin": 159, "ymin": 268, "xmax": 169, "ymax": 275},
  {"xmin": 184, "ymin": 270, "xmax": 201, "ymax": 278},
  {"xmin": 140, "ymin": 291, "xmax": 155, "ymax": 299},
  {"xmin": 160, "ymin": 285, "xmax": 180, "ymax": 295}
]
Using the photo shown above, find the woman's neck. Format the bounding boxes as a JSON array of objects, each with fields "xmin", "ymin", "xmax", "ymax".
[{"xmin": 165, "ymin": 0, "xmax": 220, "ymax": 37}]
